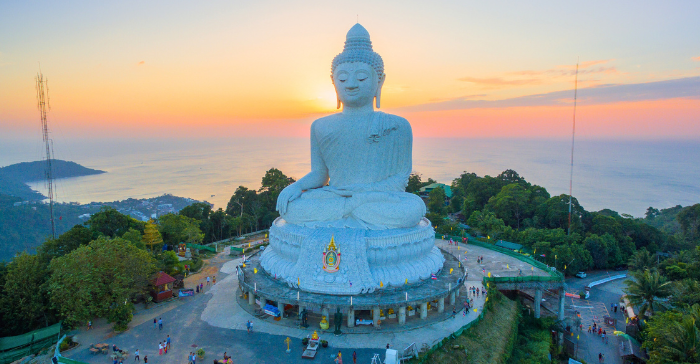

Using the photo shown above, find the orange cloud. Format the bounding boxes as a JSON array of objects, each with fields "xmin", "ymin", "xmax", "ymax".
[
  {"xmin": 137, "ymin": 61, "xmax": 145, "ymax": 66},
  {"xmin": 457, "ymin": 77, "xmax": 542, "ymax": 87},
  {"xmin": 693, "ymin": 56, "xmax": 700, "ymax": 62}
]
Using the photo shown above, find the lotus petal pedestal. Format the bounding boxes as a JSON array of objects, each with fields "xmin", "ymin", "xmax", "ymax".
[{"xmin": 260, "ymin": 217, "xmax": 444, "ymax": 295}]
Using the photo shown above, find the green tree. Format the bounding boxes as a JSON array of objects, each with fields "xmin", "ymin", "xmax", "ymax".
[
  {"xmin": 38, "ymin": 224, "xmax": 93, "ymax": 262},
  {"xmin": 628, "ymin": 249, "xmax": 657, "ymax": 271},
  {"xmin": 158, "ymin": 213, "xmax": 204, "ymax": 246},
  {"xmin": 467, "ymin": 211, "xmax": 507, "ymax": 239},
  {"xmin": 48, "ymin": 237, "xmax": 156, "ymax": 327},
  {"xmin": 624, "ymin": 269, "xmax": 672, "ymax": 317},
  {"xmin": 644, "ymin": 306, "xmax": 700, "ymax": 364},
  {"xmin": 670, "ymin": 279, "xmax": 700, "ymax": 308},
  {"xmin": 179, "ymin": 202, "xmax": 214, "ymax": 242},
  {"xmin": 0, "ymin": 253, "xmax": 53, "ymax": 336},
  {"xmin": 678, "ymin": 204, "xmax": 700, "ymax": 242},
  {"xmin": 406, "ymin": 173, "xmax": 423, "ymax": 194},
  {"xmin": 427, "ymin": 186, "xmax": 447, "ymax": 215},
  {"xmin": 85, "ymin": 207, "xmax": 144, "ymax": 239},
  {"xmin": 486, "ymin": 183, "xmax": 531, "ymax": 230},
  {"xmin": 142, "ymin": 220, "xmax": 164, "ymax": 252},
  {"xmin": 122, "ymin": 228, "xmax": 145, "ymax": 250},
  {"xmin": 534, "ymin": 194, "xmax": 585, "ymax": 232}
]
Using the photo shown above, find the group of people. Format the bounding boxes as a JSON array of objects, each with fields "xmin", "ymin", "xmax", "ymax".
[
  {"xmin": 158, "ymin": 335, "xmax": 172, "ymax": 355},
  {"xmin": 468, "ymin": 286, "xmax": 484, "ymax": 297},
  {"xmin": 587, "ymin": 323, "xmax": 608, "ymax": 344},
  {"xmin": 476, "ymin": 256, "xmax": 485, "ymax": 264},
  {"xmin": 187, "ymin": 351, "xmax": 197, "ymax": 364},
  {"xmin": 153, "ymin": 317, "xmax": 163, "ymax": 330},
  {"xmin": 611, "ymin": 302, "xmax": 623, "ymax": 313}
]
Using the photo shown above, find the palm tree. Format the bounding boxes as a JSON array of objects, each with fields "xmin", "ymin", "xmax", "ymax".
[
  {"xmin": 624, "ymin": 269, "xmax": 672, "ymax": 317},
  {"xmin": 628, "ymin": 249, "xmax": 657, "ymax": 271},
  {"xmin": 651, "ymin": 309, "xmax": 700, "ymax": 363}
]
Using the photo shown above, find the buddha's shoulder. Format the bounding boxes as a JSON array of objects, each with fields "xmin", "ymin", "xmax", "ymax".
[
  {"xmin": 381, "ymin": 113, "xmax": 411, "ymax": 129},
  {"xmin": 311, "ymin": 113, "xmax": 343, "ymax": 131}
]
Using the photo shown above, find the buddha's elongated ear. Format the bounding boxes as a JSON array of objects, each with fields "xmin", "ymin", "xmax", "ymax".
[
  {"xmin": 332, "ymin": 75, "xmax": 341, "ymax": 109},
  {"xmin": 375, "ymin": 73, "xmax": 386, "ymax": 108}
]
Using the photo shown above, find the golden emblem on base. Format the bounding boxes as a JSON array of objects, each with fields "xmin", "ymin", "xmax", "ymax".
[{"xmin": 322, "ymin": 236, "xmax": 341, "ymax": 273}]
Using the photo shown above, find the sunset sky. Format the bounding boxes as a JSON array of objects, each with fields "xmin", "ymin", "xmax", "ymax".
[{"xmin": 1, "ymin": 1, "xmax": 699, "ymax": 140}]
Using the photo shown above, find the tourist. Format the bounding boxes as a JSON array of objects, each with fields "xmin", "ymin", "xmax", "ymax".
[
  {"xmin": 353, "ymin": 351, "xmax": 357, "ymax": 364},
  {"xmin": 196, "ymin": 285, "xmax": 199, "ymax": 293},
  {"xmin": 200, "ymin": 282, "xmax": 203, "ymax": 291},
  {"xmin": 335, "ymin": 351, "xmax": 343, "ymax": 364},
  {"xmin": 599, "ymin": 353, "xmax": 604, "ymax": 363},
  {"xmin": 602, "ymin": 330, "xmax": 606, "ymax": 343},
  {"xmin": 166, "ymin": 335, "xmax": 171, "ymax": 350},
  {"xmin": 159, "ymin": 342, "xmax": 163, "ymax": 355},
  {"xmin": 598, "ymin": 327, "xmax": 602, "ymax": 336},
  {"xmin": 246, "ymin": 320, "xmax": 252, "ymax": 333},
  {"xmin": 213, "ymin": 276, "xmax": 216, "ymax": 284},
  {"xmin": 207, "ymin": 276, "xmax": 210, "ymax": 285},
  {"xmin": 153, "ymin": 318, "xmax": 157, "ymax": 328},
  {"xmin": 134, "ymin": 349, "xmax": 140, "ymax": 362},
  {"xmin": 158, "ymin": 318, "xmax": 163, "ymax": 330},
  {"xmin": 143, "ymin": 356, "xmax": 147, "ymax": 364},
  {"xmin": 87, "ymin": 320, "xmax": 92, "ymax": 330},
  {"xmin": 452, "ymin": 308, "xmax": 456, "ymax": 318},
  {"xmin": 588, "ymin": 325, "xmax": 592, "ymax": 333},
  {"xmin": 386, "ymin": 343, "xmax": 390, "ymax": 349}
]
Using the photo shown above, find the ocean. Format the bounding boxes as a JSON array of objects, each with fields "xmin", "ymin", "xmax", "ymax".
[{"xmin": 1, "ymin": 137, "xmax": 698, "ymax": 217}]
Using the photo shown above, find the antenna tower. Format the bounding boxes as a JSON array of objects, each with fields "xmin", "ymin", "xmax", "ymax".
[
  {"xmin": 567, "ymin": 59, "xmax": 579, "ymax": 236},
  {"xmin": 36, "ymin": 71, "xmax": 56, "ymax": 239}
]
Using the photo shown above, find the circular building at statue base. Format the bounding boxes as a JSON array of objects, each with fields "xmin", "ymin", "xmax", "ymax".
[
  {"xmin": 260, "ymin": 217, "xmax": 445, "ymax": 295},
  {"xmin": 239, "ymin": 245, "xmax": 465, "ymax": 328}
]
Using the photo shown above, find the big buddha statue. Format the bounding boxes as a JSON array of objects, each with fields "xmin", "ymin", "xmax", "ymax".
[{"xmin": 260, "ymin": 24, "xmax": 444, "ymax": 295}]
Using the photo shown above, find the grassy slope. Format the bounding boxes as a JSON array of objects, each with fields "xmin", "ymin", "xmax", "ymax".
[{"xmin": 420, "ymin": 291, "xmax": 519, "ymax": 364}]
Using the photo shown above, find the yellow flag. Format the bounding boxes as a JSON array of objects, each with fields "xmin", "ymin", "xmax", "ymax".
[
  {"xmin": 555, "ymin": 255, "xmax": 558, "ymax": 259},
  {"xmin": 626, "ymin": 317, "xmax": 629, "ymax": 324},
  {"xmin": 487, "ymin": 236, "xmax": 490, "ymax": 239},
  {"xmin": 298, "ymin": 277, "xmax": 300, "ymax": 285},
  {"xmin": 571, "ymin": 332, "xmax": 574, "ymax": 336},
  {"xmin": 405, "ymin": 279, "xmax": 408, "ymax": 285},
  {"xmin": 531, "ymin": 267, "xmax": 534, "ymax": 271},
  {"xmin": 488, "ymin": 272, "xmax": 491, "ymax": 277},
  {"xmin": 534, "ymin": 248, "xmax": 536, "ymax": 254},
  {"xmin": 457, "ymin": 246, "xmax": 460, "ymax": 250},
  {"xmin": 485, "ymin": 297, "xmax": 488, "ymax": 302},
  {"xmin": 243, "ymin": 248, "xmax": 245, "ymax": 254},
  {"xmin": 564, "ymin": 265, "xmax": 567, "ymax": 270},
  {"xmin": 473, "ymin": 308, "xmax": 477, "ymax": 312},
  {"xmin": 380, "ymin": 281, "xmax": 384, "ymax": 288},
  {"xmin": 249, "ymin": 243, "xmax": 251, "ymax": 247},
  {"xmin": 242, "ymin": 263, "xmax": 246, "ymax": 268},
  {"xmin": 507, "ymin": 264, "xmax": 509, "ymax": 269},
  {"xmin": 254, "ymin": 268, "xmax": 258, "ymax": 274},
  {"xmin": 450, "ymin": 268, "xmax": 454, "ymax": 274},
  {"xmin": 577, "ymin": 335, "xmax": 580, "ymax": 340}
]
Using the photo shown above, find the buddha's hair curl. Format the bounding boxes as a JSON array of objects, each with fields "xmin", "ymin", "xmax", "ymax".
[{"xmin": 331, "ymin": 38, "xmax": 384, "ymax": 82}]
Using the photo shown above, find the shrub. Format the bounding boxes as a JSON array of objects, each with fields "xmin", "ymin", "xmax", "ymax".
[{"xmin": 196, "ymin": 348, "xmax": 205, "ymax": 358}]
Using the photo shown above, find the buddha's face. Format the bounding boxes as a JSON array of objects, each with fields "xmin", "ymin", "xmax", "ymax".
[{"xmin": 332, "ymin": 62, "xmax": 381, "ymax": 108}]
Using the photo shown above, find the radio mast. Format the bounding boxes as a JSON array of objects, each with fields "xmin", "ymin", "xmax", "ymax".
[
  {"xmin": 568, "ymin": 59, "xmax": 579, "ymax": 236},
  {"xmin": 36, "ymin": 71, "xmax": 56, "ymax": 239}
]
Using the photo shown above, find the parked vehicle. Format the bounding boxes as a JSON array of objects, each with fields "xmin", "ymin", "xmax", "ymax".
[{"xmin": 576, "ymin": 272, "xmax": 587, "ymax": 278}]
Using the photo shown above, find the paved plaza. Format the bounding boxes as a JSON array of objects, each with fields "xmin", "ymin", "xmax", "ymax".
[{"xmin": 62, "ymin": 239, "xmax": 551, "ymax": 363}]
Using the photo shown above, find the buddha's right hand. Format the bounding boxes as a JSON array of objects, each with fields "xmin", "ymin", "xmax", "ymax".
[{"xmin": 277, "ymin": 183, "xmax": 303, "ymax": 214}]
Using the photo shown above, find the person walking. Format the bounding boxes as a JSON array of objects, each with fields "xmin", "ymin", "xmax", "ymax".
[
  {"xmin": 153, "ymin": 318, "xmax": 157, "ymax": 328},
  {"xmin": 213, "ymin": 276, "xmax": 216, "ymax": 284},
  {"xmin": 143, "ymin": 355, "xmax": 147, "ymax": 364},
  {"xmin": 588, "ymin": 325, "xmax": 592, "ymax": 333},
  {"xmin": 87, "ymin": 320, "xmax": 92, "ymax": 330},
  {"xmin": 206, "ymin": 276, "xmax": 210, "ymax": 286},
  {"xmin": 134, "ymin": 349, "xmax": 140, "ymax": 362},
  {"xmin": 353, "ymin": 351, "xmax": 357, "ymax": 364},
  {"xmin": 166, "ymin": 335, "xmax": 171, "ymax": 350},
  {"xmin": 158, "ymin": 342, "xmax": 163, "ymax": 355},
  {"xmin": 599, "ymin": 353, "xmax": 604, "ymax": 363},
  {"xmin": 158, "ymin": 318, "xmax": 163, "ymax": 330}
]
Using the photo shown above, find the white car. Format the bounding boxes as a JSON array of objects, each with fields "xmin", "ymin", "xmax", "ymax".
[{"xmin": 576, "ymin": 272, "xmax": 587, "ymax": 278}]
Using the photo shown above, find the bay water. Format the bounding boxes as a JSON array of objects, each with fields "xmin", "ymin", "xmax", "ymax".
[{"xmin": 1, "ymin": 137, "xmax": 698, "ymax": 217}]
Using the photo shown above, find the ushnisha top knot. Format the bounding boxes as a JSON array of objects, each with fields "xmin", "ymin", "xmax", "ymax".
[{"xmin": 332, "ymin": 24, "xmax": 384, "ymax": 82}]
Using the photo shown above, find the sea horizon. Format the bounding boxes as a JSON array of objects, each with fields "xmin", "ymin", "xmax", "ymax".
[{"xmin": 1, "ymin": 136, "xmax": 698, "ymax": 218}]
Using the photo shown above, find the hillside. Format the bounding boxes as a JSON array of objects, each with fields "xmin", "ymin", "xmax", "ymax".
[{"xmin": 0, "ymin": 160, "xmax": 105, "ymax": 200}]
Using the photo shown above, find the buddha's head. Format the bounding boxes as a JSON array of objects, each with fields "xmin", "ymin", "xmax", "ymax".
[{"xmin": 331, "ymin": 24, "xmax": 386, "ymax": 109}]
